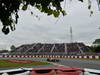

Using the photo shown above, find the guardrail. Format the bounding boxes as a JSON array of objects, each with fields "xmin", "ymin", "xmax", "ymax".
[{"xmin": 0, "ymin": 55, "xmax": 100, "ymax": 59}]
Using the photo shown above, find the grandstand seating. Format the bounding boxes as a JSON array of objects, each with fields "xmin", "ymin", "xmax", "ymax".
[{"xmin": 11, "ymin": 42, "xmax": 91, "ymax": 55}]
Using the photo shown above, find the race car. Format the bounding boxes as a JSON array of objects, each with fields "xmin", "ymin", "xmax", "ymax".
[{"xmin": 47, "ymin": 58, "xmax": 60, "ymax": 62}]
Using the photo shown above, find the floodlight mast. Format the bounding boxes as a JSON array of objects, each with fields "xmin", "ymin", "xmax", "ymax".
[{"xmin": 70, "ymin": 26, "xmax": 73, "ymax": 43}]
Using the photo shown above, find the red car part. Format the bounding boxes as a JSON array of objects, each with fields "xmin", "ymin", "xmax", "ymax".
[{"xmin": 29, "ymin": 67, "xmax": 84, "ymax": 75}]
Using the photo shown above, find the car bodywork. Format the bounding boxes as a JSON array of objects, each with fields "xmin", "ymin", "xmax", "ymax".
[
  {"xmin": 47, "ymin": 58, "xmax": 59, "ymax": 62},
  {"xmin": 29, "ymin": 67, "xmax": 84, "ymax": 75}
]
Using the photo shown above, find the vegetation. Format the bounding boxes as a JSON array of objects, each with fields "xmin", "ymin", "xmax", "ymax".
[
  {"xmin": 10, "ymin": 45, "xmax": 16, "ymax": 52},
  {"xmin": 0, "ymin": 0, "xmax": 65, "ymax": 34},
  {"xmin": 93, "ymin": 39, "xmax": 100, "ymax": 44},
  {"xmin": 90, "ymin": 46, "xmax": 100, "ymax": 53},
  {"xmin": 90, "ymin": 39, "xmax": 100, "ymax": 53},
  {"xmin": 0, "ymin": 60, "xmax": 50, "ymax": 68},
  {"xmin": 0, "ymin": 50, "xmax": 9, "ymax": 53},
  {"xmin": 0, "ymin": 0, "xmax": 100, "ymax": 34}
]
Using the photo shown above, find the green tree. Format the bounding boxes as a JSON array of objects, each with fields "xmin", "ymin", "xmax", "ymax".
[
  {"xmin": 10, "ymin": 45, "xmax": 16, "ymax": 52},
  {"xmin": 0, "ymin": 50, "xmax": 9, "ymax": 53},
  {"xmin": 93, "ymin": 39, "xmax": 100, "ymax": 44},
  {"xmin": 91, "ymin": 46, "xmax": 100, "ymax": 53},
  {"xmin": 0, "ymin": 0, "xmax": 100, "ymax": 34},
  {"xmin": 94, "ymin": 46, "xmax": 100, "ymax": 53},
  {"xmin": 91, "ymin": 39, "xmax": 100, "ymax": 52}
]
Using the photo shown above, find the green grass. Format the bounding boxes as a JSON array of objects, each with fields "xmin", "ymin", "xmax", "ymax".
[{"xmin": 0, "ymin": 60, "xmax": 50, "ymax": 68}]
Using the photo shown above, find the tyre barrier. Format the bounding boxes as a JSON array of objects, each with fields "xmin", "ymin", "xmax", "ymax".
[{"xmin": 0, "ymin": 55, "xmax": 100, "ymax": 59}]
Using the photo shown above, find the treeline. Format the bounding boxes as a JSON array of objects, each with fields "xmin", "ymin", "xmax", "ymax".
[
  {"xmin": 90, "ymin": 39, "xmax": 100, "ymax": 53},
  {"xmin": 0, "ymin": 45, "xmax": 16, "ymax": 53},
  {"xmin": 90, "ymin": 46, "xmax": 100, "ymax": 53},
  {"xmin": 0, "ymin": 50, "xmax": 9, "ymax": 53}
]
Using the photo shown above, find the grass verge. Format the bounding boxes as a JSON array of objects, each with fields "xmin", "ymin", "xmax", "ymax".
[{"xmin": 0, "ymin": 60, "xmax": 50, "ymax": 68}]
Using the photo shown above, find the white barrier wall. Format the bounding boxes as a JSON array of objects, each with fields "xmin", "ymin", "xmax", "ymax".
[{"xmin": 0, "ymin": 55, "xmax": 100, "ymax": 59}]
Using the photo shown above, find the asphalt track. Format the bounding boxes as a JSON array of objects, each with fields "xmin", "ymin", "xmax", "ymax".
[
  {"xmin": 57, "ymin": 59, "xmax": 100, "ymax": 70},
  {"xmin": 0, "ymin": 57, "xmax": 100, "ymax": 70}
]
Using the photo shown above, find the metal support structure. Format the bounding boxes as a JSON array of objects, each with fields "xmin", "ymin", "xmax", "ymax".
[{"xmin": 50, "ymin": 44, "xmax": 55, "ymax": 53}]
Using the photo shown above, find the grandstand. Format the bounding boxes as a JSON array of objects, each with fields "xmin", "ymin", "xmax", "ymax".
[{"xmin": 10, "ymin": 42, "xmax": 91, "ymax": 55}]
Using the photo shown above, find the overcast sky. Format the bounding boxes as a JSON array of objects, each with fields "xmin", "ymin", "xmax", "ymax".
[{"xmin": 0, "ymin": 0, "xmax": 100, "ymax": 50}]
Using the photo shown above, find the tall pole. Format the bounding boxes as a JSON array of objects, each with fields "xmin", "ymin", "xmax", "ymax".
[{"xmin": 70, "ymin": 26, "xmax": 73, "ymax": 43}]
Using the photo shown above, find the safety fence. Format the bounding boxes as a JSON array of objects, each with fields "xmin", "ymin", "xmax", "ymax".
[{"xmin": 0, "ymin": 55, "xmax": 100, "ymax": 59}]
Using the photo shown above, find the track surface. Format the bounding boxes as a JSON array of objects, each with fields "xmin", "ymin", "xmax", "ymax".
[
  {"xmin": 0, "ymin": 58, "xmax": 100, "ymax": 70},
  {"xmin": 57, "ymin": 59, "xmax": 100, "ymax": 70}
]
